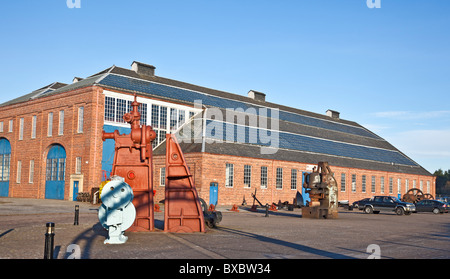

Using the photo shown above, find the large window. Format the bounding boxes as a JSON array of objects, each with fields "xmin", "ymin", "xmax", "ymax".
[
  {"xmin": 225, "ymin": 163, "xmax": 234, "ymax": 188},
  {"xmin": 244, "ymin": 165, "xmax": 251, "ymax": 188},
  {"xmin": 29, "ymin": 160, "xmax": 34, "ymax": 183},
  {"xmin": 138, "ymin": 103, "xmax": 148, "ymax": 126},
  {"xmin": 104, "ymin": 93, "xmax": 199, "ymax": 149},
  {"xmin": 152, "ymin": 104, "xmax": 168, "ymax": 148},
  {"xmin": 0, "ymin": 139, "xmax": 11, "ymax": 182},
  {"xmin": 389, "ymin": 177, "xmax": 393, "ymax": 194},
  {"xmin": 46, "ymin": 158, "xmax": 66, "ymax": 181},
  {"xmin": 16, "ymin": 161, "xmax": 21, "ymax": 184},
  {"xmin": 260, "ymin": 166, "xmax": 268, "ymax": 189},
  {"xmin": 105, "ymin": 96, "xmax": 146, "ymax": 125},
  {"xmin": 116, "ymin": 99, "xmax": 131, "ymax": 123},
  {"xmin": 169, "ymin": 108, "xmax": 185, "ymax": 131},
  {"xmin": 58, "ymin": 110, "xmax": 64, "ymax": 136},
  {"xmin": 48, "ymin": 112, "xmax": 53, "ymax": 137},
  {"xmin": 276, "ymin": 167, "xmax": 283, "ymax": 189},
  {"xmin": 105, "ymin": 96, "xmax": 116, "ymax": 122},
  {"xmin": 19, "ymin": 118, "xmax": 24, "ymax": 140},
  {"xmin": 0, "ymin": 154, "xmax": 10, "ymax": 182},
  {"xmin": 351, "ymin": 174, "xmax": 356, "ymax": 192},
  {"xmin": 380, "ymin": 176, "xmax": 385, "ymax": 193},
  {"xmin": 371, "ymin": 176, "xmax": 376, "ymax": 193},
  {"xmin": 160, "ymin": 167, "xmax": 166, "ymax": 187},
  {"xmin": 362, "ymin": 175, "xmax": 366, "ymax": 193},
  {"xmin": 77, "ymin": 107, "xmax": 84, "ymax": 133},
  {"xmin": 341, "ymin": 173, "xmax": 346, "ymax": 192},
  {"xmin": 31, "ymin": 115, "xmax": 37, "ymax": 139},
  {"xmin": 75, "ymin": 157, "xmax": 82, "ymax": 174},
  {"xmin": 291, "ymin": 169, "xmax": 297, "ymax": 190}
]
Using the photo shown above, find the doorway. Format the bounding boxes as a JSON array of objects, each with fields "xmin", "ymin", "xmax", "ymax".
[
  {"xmin": 209, "ymin": 182, "xmax": 218, "ymax": 206},
  {"xmin": 0, "ymin": 138, "xmax": 11, "ymax": 197},
  {"xmin": 45, "ymin": 144, "xmax": 66, "ymax": 200}
]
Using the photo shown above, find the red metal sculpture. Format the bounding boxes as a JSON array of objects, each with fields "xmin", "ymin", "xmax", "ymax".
[
  {"xmin": 164, "ymin": 134, "xmax": 205, "ymax": 233},
  {"xmin": 102, "ymin": 95, "xmax": 156, "ymax": 232},
  {"xmin": 102, "ymin": 94, "xmax": 206, "ymax": 233}
]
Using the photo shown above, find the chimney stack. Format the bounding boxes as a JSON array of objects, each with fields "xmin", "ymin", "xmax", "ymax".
[
  {"xmin": 72, "ymin": 77, "xmax": 83, "ymax": 83},
  {"xmin": 131, "ymin": 61, "xmax": 156, "ymax": 77},
  {"xmin": 326, "ymin": 109, "xmax": 340, "ymax": 119},
  {"xmin": 248, "ymin": 90, "xmax": 266, "ymax": 102}
]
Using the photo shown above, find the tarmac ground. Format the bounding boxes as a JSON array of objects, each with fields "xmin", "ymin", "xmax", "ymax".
[{"xmin": 1, "ymin": 197, "xmax": 449, "ymax": 260}]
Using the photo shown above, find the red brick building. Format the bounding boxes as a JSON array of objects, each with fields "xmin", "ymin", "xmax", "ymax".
[{"xmin": 0, "ymin": 61, "xmax": 435, "ymax": 205}]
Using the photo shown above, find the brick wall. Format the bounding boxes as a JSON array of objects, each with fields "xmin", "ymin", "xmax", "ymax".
[
  {"xmin": 0, "ymin": 86, "xmax": 105, "ymax": 200},
  {"xmin": 153, "ymin": 152, "xmax": 435, "ymax": 206}
]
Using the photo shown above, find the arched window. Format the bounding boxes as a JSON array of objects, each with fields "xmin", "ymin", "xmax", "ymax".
[{"xmin": 0, "ymin": 138, "xmax": 11, "ymax": 197}]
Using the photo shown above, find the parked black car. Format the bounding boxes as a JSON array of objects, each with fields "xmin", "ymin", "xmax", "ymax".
[
  {"xmin": 414, "ymin": 200, "xmax": 448, "ymax": 214},
  {"xmin": 362, "ymin": 196, "xmax": 415, "ymax": 215},
  {"xmin": 351, "ymin": 198, "xmax": 371, "ymax": 210}
]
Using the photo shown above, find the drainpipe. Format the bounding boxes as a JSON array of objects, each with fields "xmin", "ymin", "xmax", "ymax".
[{"xmin": 201, "ymin": 107, "xmax": 207, "ymax": 153}]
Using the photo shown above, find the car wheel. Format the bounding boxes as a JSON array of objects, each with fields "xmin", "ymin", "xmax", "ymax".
[
  {"xmin": 364, "ymin": 206, "xmax": 373, "ymax": 214},
  {"xmin": 395, "ymin": 207, "xmax": 404, "ymax": 216},
  {"xmin": 432, "ymin": 208, "xmax": 440, "ymax": 214}
]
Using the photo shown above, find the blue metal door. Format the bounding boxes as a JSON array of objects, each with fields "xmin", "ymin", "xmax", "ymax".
[
  {"xmin": 45, "ymin": 145, "xmax": 66, "ymax": 200},
  {"xmin": 72, "ymin": 181, "xmax": 79, "ymax": 201},
  {"xmin": 209, "ymin": 182, "xmax": 218, "ymax": 206},
  {"xmin": 0, "ymin": 138, "xmax": 11, "ymax": 197}
]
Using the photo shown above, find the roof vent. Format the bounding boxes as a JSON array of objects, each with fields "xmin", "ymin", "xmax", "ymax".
[
  {"xmin": 73, "ymin": 77, "xmax": 84, "ymax": 83},
  {"xmin": 326, "ymin": 109, "xmax": 340, "ymax": 119},
  {"xmin": 248, "ymin": 90, "xmax": 266, "ymax": 102},
  {"xmin": 131, "ymin": 61, "xmax": 156, "ymax": 77}
]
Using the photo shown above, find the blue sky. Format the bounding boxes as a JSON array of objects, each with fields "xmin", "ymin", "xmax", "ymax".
[{"xmin": 0, "ymin": 0, "xmax": 449, "ymax": 173}]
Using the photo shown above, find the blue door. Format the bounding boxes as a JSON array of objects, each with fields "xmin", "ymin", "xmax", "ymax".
[
  {"xmin": 45, "ymin": 145, "xmax": 66, "ymax": 200},
  {"xmin": 72, "ymin": 181, "xmax": 79, "ymax": 201},
  {"xmin": 209, "ymin": 182, "xmax": 218, "ymax": 206},
  {"xmin": 301, "ymin": 172, "xmax": 311, "ymax": 206},
  {"xmin": 0, "ymin": 138, "xmax": 11, "ymax": 197}
]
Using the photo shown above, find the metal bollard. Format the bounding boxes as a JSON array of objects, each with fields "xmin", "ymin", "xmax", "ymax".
[
  {"xmin": 74, "ymin": 205, "xmax": 79, "ymax": 225},
  {"xmin": 265, "ymin": 204, "xmax": 269, "ymax": 217},
  {"xmin": 44, "ymin": 222, "xmax": 55, "ymax": 259}
]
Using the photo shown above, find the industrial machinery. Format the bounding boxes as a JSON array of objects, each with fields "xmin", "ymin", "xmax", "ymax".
[
  {"xmin": 402, "ymin": 188, "xmax": 435, "ymax": 204},
  {"xmin": 199, "ymin": 198, "xmax": 223, "ymax": 228},
  {"xmin": 102, "ymin": 94, "xmax": 156, "ymax": 232},
  {"xmin": 98, "ymin": 176, "xmax": 136, "ymax": 244},
  {"xmin": 302, "ymin": 162, "xmax": 338, "ymax": 219},
  {"xmin": 164, "ymin": 134, "xmax": 206, "ymax": 233},
  {"xmin": 102, "ymin": 94, "xmax": 207, "ymax": 234}
]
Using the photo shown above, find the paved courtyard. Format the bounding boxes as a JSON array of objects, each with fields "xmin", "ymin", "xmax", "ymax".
[{"xmin": 1, "ymin": 197, "xmax": 449, "ymax": 260}]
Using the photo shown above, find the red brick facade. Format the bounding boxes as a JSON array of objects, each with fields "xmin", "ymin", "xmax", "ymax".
[
  {"xmin": 0, "ymin": 86, "xmax": 105, "ymax": 200},
  {"xmin": 0, "ymin": 84, "xmax": 435, "ymax": 205}
]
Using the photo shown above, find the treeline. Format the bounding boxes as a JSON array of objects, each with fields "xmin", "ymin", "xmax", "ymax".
[{"xmin": 434, "ymin": 169, "xmax": 450, "ymax": 193}]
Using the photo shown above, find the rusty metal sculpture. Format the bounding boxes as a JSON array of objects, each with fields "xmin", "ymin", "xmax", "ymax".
[
  {"xmin": 164, "ymin": 134, "xmax": 206, "ymax": 233},
  {"xmin": 102, "ymin": 95, "xmax": 156, "ymax": 232},
  {"xmin": 302, "ymin": 162, "xmax": 338, "ymax": 219},
  {"xmin": 402, "ymin": 188, "xmax": 435, "ymax": 204},
  {"xmin": 103, "ymin": 95, "xmax": 211, "ymax": 233}
]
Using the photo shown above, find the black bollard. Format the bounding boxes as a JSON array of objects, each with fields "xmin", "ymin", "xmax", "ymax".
[
  {"xmin": 74, "ymin": 205, "xmax": 79, "ymax": 225},
  {"xmin": 44, "ymin": 222, "xmax": 55, "ymax": 259},
  {"xmin": 265, "ymin": 204, "xmax": 269, "ymax": 217}
]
